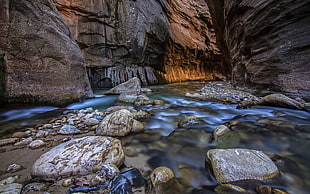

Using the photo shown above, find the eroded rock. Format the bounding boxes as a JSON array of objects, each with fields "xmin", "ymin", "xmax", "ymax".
[
  {"xmin": 31, "ymin": 136, "xmax": 124, "ymax": 179},
  {"xmin": 207, "ymin": 148, "xmax": 279, "ymax": 183}
]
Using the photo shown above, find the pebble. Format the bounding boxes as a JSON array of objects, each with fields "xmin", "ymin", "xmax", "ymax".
[
  {"xmin": 7, "ymin": 164, "xmax": 23, "ymax": 173},
  {"xmin": 29, "ymin": 139, "xmax": 46, "ymax": 149},
  {"xmin": 62, "ymin": 178, "xmax": 73, "ymax": 187},
  {"xmin": 12, "ymin": 131, "xmax": 29, "ymax": 138},
  {"xmin": 23, "ymin": 182, "xmax": 47, "ymax": 191},
  {"xmin": 0, "ymin": 138, "xmax": 19, "ymax": 146},
  {"xmin": 14, "ymin": 137, "xmax": 33, "ymax": 146},
  {"xmin": 58, "ymin": 125, "xmax": 80, "ymax": 135}
]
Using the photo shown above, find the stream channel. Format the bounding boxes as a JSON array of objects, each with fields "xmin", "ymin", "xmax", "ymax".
[{"xmin": 0, "ymin": 82, "xmax": 309, "ymax": 193}]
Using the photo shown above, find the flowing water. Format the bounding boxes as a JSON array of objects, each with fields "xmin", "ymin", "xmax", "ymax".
[{"xmin": 0, "ymin": 82, "xmax": 309, "ymax": 193}]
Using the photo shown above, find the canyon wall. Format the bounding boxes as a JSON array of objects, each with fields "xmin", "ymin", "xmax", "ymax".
[
  {"xmin": 54, "ymin": 0, "xmax": 226, "ymax": 88},
  {"xmin": 206, "ymin": 0, "xmax": 310, "ymax": 100},
  {"xmin": 0, "ymin": 0, "xmax": 92, "ymax": 106}
]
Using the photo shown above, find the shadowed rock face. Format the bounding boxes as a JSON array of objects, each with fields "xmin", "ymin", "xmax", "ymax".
[
  {"xmin": 206, "ymin": 0, "xmax": 310, "ymax": 100},
  {"xmin": 54, "ymin": 0, "xmax": 228, "ymax": 88},
  {"xmin": 0, "ymin": 0, "xmax": 92, "ymax": 106}
]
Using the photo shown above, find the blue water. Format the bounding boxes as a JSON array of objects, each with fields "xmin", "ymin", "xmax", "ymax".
[{"xmin": 0, "ymin": 82, "xmax": 309, "ymax": 193}]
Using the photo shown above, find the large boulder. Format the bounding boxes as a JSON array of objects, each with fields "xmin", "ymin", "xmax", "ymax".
[
  {"xmin": 0, "ymin": 0, "xmax": 92, "ymax": 105},
  {"xmin": 206, "ymin": 148, "xmax": 279, "ymax": 183},
  {"xmin": 105, "ymin": 77, "xmax": 141, "ymax": 95},
  {"xmin": 260, "ymin": 93, "xmax": 305, "ymax": 110},
  {"xmin": 31, "ymin": 136, "xmax": 124, "ymax": 179},
  {"xmin": 206, "ymin": 0, "xmax": 310, "ymax": 101},
  {"xmin": 96, "ymin": 109, "xmax": 144, "ymax": 136}
]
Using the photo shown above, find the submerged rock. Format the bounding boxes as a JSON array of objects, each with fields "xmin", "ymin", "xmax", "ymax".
[
  {"xmin": 31, "ymin": 136, "xmax": 124, "ymax": 179},
  {"xmin": 214, "ymin": 184, "xmax": 248, "ymax": 194},
  {"xmin": 207, "ymin": 149, "xmax": 279, "ymax": 183},
  {"xmin": 178, "ymin": 116, "xmax": 207, "ymax": 128},
  {"xmin": 96, "ymin": 109, "xmax": 143, "ymax": 136}
]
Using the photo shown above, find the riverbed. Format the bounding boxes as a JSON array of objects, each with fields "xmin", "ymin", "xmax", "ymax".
[{"xmin": 0, "ymin": 82, "xmax": 309, "ymax": 193}]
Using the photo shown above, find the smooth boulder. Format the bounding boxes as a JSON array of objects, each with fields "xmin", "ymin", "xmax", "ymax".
[
  {"xmin": 207, "ymin": 148, "xmax": 279, "ymax": 183},
  {"xmin": 96, "ymin": 109, "xmax": 143, "ymax": 136},
  {"xmin": 31, "ymin": 136, "xmax": 124, "ymax": 179}
]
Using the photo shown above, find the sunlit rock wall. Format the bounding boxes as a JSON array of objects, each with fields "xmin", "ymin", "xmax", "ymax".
[
  {"xmin": 54, "ymin": 0, "xmax": 170, "ymax": 88},
  {"xmin": 0, "ymin": 0, "xmax": 92, "ymax": 105},
  {"xmin": 206, "ymin": 0, "xmax": 310, "ymax": 100},
  {"xmin": 160, "ymin": 0, "xmax": 227, "ymax": 83},
  {"xmin": 54, "ymin": 0, "xmax": 227, "ymax": 88}
]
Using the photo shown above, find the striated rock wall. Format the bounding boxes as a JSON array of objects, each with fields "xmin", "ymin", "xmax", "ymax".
[
  {"xmin": 0, "ymin": 0, "xmax": 92, "ymax": 106},
  {"xmin": 54, "ymin": 0, "xmax": 171, "ymax": 88},
  {"xmin": 54, "ymin": 0, "xmax": 228, "ymax": 88},
  {"xmin": 160, "ymin": 0, "xmax": 227, "ymax": 83},
  {"xmin": 206, "ymin": 0, "xmax": 310, "ymax": 100}
]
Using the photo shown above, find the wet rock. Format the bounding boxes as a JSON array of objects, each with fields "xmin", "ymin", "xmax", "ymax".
[
  {"xmin": 31, "ymin": 136, "xmax": 124, "ymax": 179},
  {"xmin": 105, "ymin": 77, "xmax": 141, "ymax": 95},
  {"xmin": 214, "ymin": 184, "xmax": 248, "ymax": 194},
  {"xmin": 117, "ymin": 91, "xmax": 152, "ymax": 106},
  {"xmin": 96, "ymin": 164, "xmax": 120, "ymax": 180},
  {"xmin": 14, "ymin": 137, "xmax": 33, "ymax": 146},
  {"xmin": 213, "ymin": 125, "xmax": 230, "ymax": 139},
  {"xmin": 207, "ymin": 149, "xmax": 279, "ymax": 183},
  {"xmin": 23, "ymin": 182, "xmax": 47, "ymax": 192},
  {"xmin": 12, "ymin": 131, "xmax": 29, "ymax": 138},
  {"xmin": 261, "ymin": 94, "xmax": 305, "ymax": 110},
  {"xmin": 62, "ymin": 178, "xmax": 73, "ymax": 187},
  {"xmin": 0, "ymin": 176, "xmax": 22, "ymax": 194},
  {"xmin": 96, "ymin": 109, "xmax": 142, "ymax": 136},
  {"xmin": 29, "ymin": 139, "xmax": 46, "ymax": 149},
  {"xmin": 149, "ymin": 167, "xmax": 175, "ymax": 186},
  {"xmin": 58, "ymin": 125, "xmax": 80, "ymax": 135},
  {"xmin": 110, "ymin": 175, "xmax": 132, "ymax": 194},
  {"xmin": 7, "ymin": 163, "xmax": 23, "ymax": 173},
  {"xmin": 35, "ymin": 130, "xmax": 50, "ymax": 138},
  {"xmin": 256, "ymin": 185, "xmax": 288, "ymax": 194},
  {"xmin": 0, "ymin": 138, "xmax": 18, "ymax": 146},
  {"xmin": 132, "ymin": 110, "xmax": 151, "ymax": 119},
  {"xmin": 146, "ymin": 166, "xmax": 184, "ymax": 194},
  {"xmin": 83, "ymin": 118, "xmax": 99, "ymax": 126},
  {"xmin": 120, "ymin": 168, "xmax": 145, "ymax": 188},
  {"xmin": 178, "ymin": 116, "xmax": 207, "ymax": 128}
]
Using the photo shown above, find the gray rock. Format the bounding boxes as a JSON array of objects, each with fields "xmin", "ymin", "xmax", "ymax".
[
  {"xmin": 58, "ymin": 125, "xmax": 80, "ymax": 135},
  {"xmin": 31, "ymin": 136, "xmax": 124, "ymax": 179},
  {"xmin": 14, "ymin": 137, "xmax": 33, "ymax": 146},
  {"xmin": 0, "ymin": 138, "xmax": 19, "ymax": 146},
  {"xmin": 261, "ymin": 94, "xmax": 305, "ymax": 110},
  {"xmin": 7, "ymin": 164, "xmax": 23, "ymax": 173},
  {"xmin": 213, "ymin": 125, "xmax": 230, "ymax": 139},
  {"xmin": 207, "ymin": 148, "xmax": 279, "ymax": 183},
  {"xmin": 0, "ymin": 176, "xmax": 22, "ymax": 194},
  {"xmin": 105, "ymin": 77, "xmax": 141, "ymax": 94},
  {"xmin": 83, "ymin": 118, "xmax": 99, "ymax": 126},
  {"xmin": 96, "ymin": 109, "xmax": 136, "ymax": 136},
  {"xmin": 29, "ymin": 140, "xmax": 46, "ymax": 149}
]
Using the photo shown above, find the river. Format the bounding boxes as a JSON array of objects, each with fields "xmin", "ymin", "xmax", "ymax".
[{"xmin": 0, "ymin": 82, "xmax": 309, "ymax": 193}]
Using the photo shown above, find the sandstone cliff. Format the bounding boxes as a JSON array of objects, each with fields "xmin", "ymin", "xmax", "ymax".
[
  {"xmin": 54, "ymin": 0, "xmax": 226, "ymax": 88},
  {"xmin": 206, "ymin": 0, "xmax": 310, "ymax": 100},
  {"xmin": 0, "ymin": 0, "xmax": 93, "ymax": 106}
]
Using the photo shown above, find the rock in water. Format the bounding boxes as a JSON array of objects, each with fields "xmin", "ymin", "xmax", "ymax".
[
  {"xmin": 31, "ymin": 136, "xmax": 124, "ymax": 179},
  {"xmin": 96, "ymin": 109, "xmax": 143, "ymax": 136},
  {"xmin": 261, "ymin": 94, "xmax": 305, "ymax": 110},
  {"xmin": 207, "ymin": 149, "xmax": 279, "ymax": 183},
  {"xmin": 105, "ymin": 77, "xmax": 141, "ymax": 95}
]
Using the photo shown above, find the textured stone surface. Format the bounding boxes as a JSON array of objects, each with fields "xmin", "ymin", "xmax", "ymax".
[
  {"xmin": 206, "ymin": 0, "xmax": 310, "ymax": 100},
  {"xmin": 96, "ymin": 109, "xmax": 135, "ymax": 136},
  {"xmin": 159, "ymin": 0, "xmax": 227, "ymax": 83},
  {"xmin": 207, "ymin": 148, "xmax": 279, "ymax": 183},
  {"xmin": 105, "ymin": 77, "xmax": 141, "ymax": 94},
  {"xmin": 0, "ymin": 0, "xmax": 92, "ymax": 105},
  {"xmin": 31, "ymin": 136, "xmax": 124, "ymax": 179},
  {"xmin": 54, "ymin": 0, "xmax": 227, "ymax": 88}
]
